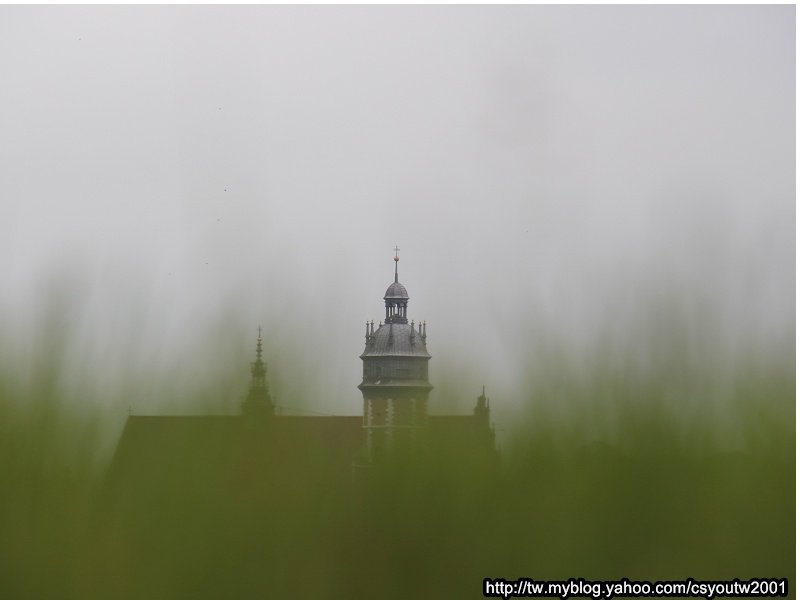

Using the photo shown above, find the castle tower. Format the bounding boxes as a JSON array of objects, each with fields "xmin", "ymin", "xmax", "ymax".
[
  {"xmin": 242, "ymin": 327, "xmax": 274, "ymax": 417},
  {"xmin": 358, "ymin": 249, "xmax": 432, "ymax": 461}
]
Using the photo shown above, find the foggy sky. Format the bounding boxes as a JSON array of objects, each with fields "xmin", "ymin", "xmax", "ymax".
[{"xmin": 0, "ymin": 6, "xmax": 794, "ymax": 425}]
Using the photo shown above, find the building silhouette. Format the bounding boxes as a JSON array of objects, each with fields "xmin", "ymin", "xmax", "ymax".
[{"xmin": 107, "ymin": 254, "xmax": 494, "ymax": 499}]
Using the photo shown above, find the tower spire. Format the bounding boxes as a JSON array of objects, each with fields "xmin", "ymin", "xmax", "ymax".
[
  {"xmin": 243, "ymin": 326, "xmax": 274, "ymax": 417},
  {"xmin": 393, "ymin": 245, "xmax": 400, "ymax": 283}
]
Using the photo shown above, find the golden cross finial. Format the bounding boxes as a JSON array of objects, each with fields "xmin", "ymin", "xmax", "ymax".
[{"xmin": 392, "ymin": 245, "xmax": 400, "ymax": 281}]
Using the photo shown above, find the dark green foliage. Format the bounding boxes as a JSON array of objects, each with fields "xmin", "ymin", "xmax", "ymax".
[{"xmin": 0, "ymin": 354, "xmax": 792, "ymax": 599}]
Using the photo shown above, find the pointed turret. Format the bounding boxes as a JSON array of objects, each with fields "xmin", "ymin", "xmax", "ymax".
[
  {"xmin": 474, "ymin": 385, "xmax": 490, "ymax": 422},
  {"xmin": 243, "ymin": 326, "xmax": 274, "ymax": 417}
]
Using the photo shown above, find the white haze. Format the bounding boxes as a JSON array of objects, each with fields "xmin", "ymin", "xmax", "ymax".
[{"xmin": 0, "ymin": 6, "xmax": 793, "ymax": 431}]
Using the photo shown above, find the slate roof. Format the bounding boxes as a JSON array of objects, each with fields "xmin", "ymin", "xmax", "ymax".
[
  {"xmin": 104, "ymin": 412, "xmax": 492, "ymax": 505},
  {"xmin": 360, "ymin": 323, "xmax": 430, "ymax": 358},
  {"xmin": 104, "ymin": 415, "xmax": 364, "ymax": 507},
  {"xmin": 111, "ymin": 415, "xmax": 363, "ymax": 466}
]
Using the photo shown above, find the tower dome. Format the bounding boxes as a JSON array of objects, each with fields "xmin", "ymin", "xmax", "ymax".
[{"xmin": 384, "ymin": 281, "xmax": 409, "ymax": 300}]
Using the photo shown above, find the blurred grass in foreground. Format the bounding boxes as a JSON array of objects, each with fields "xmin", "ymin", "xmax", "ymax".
[{"xmin": 0, "ymin": 343, "xmax": 792, "ymax": 599}]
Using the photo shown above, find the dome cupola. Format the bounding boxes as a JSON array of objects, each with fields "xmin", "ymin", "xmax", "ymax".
[{"xmin": 384, "ymin": 248, "xmax": 409, "ymax": 324}]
